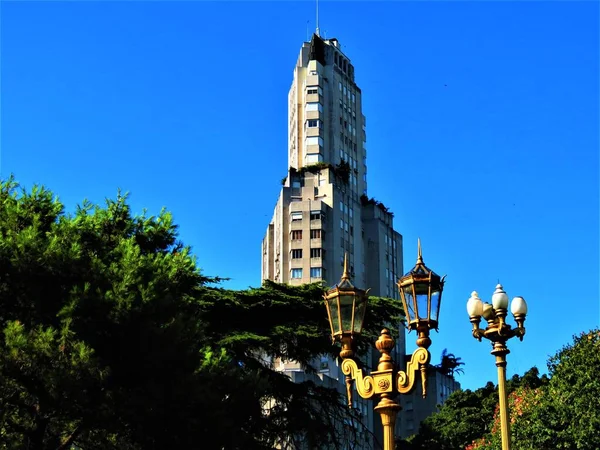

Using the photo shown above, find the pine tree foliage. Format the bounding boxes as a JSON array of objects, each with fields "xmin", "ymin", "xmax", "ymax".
[{"xmin": 0, "ymin": 177, "xmax": 403, "ymax": 449}]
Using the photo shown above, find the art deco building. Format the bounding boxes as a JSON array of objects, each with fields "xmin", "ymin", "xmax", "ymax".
[
  {"xmin": 262, "ymin": 33, "xmax": 402, "ymax": 303},
  {"xmin": 261, "ymin": 33, "xmax": 458, "ymax": 448}
]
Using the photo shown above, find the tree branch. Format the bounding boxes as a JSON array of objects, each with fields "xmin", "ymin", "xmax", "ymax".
[{"xmin": 55, "ymin": 423, "xmax": 84, "ymax": 450}]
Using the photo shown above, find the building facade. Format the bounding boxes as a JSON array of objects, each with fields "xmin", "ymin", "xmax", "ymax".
[
  {"xmin": 261, "ymin": 33, "xmax": 403, "ymax": 298},
  {"xmin": 398, "ymin": 366, "xmax": 462, "ymax": 438},
  {"xmin": 261, "ymin": 33, "xmax": 459, "ymax": 448}
]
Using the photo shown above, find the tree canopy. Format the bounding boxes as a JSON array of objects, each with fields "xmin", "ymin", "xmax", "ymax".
[
  {"xmin": 406, "ymin": 329, "xmax": 600, "ymax": 450},
  {"xmin": 0, "ymin": 177, "xmax": 404, "ymax": 449}
]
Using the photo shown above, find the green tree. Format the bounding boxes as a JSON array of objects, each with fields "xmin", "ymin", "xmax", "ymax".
[
  {"xmin": 469, "ymin": 330, "xmax": 600, "ymax": 450},
  {"xmin": 0, "ymin": 177, "xmax": 403, "ymax": 449},
  {"xmin": 405, "ymin": 367, "xmax": 548, "ymax": 450},
  {"xmin": 436, "ymin": 349, "xmax": 465, "ymax": 378}
]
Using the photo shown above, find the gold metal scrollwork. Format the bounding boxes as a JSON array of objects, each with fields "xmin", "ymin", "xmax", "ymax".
[
  {"xmin": 397, "ymin": 347, "xmax": 430, "ymax": 394},
  {"xmin": 341, "ymin": 358, "xmax": 375, "ymax": 399}
]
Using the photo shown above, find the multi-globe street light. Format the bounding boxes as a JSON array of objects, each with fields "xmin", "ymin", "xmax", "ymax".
[
  {"xmin": 324, "ymin": 240, "xmax": 445, "ymax": 450},
  {"xmin": 467, "ymin": 285, "xmax": 529, "ymax": 450}
]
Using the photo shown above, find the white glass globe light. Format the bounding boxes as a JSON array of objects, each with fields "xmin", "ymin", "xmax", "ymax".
[
  {"xmin": 492, "ymin": 283, "xmax": 509, "ymax": 310},
  {"xmin": 466, "ymin": 291, "xmax": 484, "ymax": 317},
  {"xmin": 511, "ymin": 296, "xmax": 528, "ymax": 315}
]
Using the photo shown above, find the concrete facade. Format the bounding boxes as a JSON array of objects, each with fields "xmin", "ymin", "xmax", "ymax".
[{"xmin": 398, "ymin": 367, "xmax": 462, "ymax": 438}]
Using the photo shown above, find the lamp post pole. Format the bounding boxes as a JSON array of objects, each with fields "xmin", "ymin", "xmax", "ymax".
[
  {"xmin": 324, "ymin": 241, "xmax": 445, "ymax": 450},
  {"xmin": 467, "ymin": 285, "xmax": 528, "ymax": 450}
]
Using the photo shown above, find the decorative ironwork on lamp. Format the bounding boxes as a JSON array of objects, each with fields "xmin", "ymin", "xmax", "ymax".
[{"xmin": 322, "ymin": 241, "xmax": 446, "ymax": 450}]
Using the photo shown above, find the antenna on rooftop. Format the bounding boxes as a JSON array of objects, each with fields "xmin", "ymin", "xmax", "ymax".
[{"xmin": 316, "ymin": 0, "xmax": 320, "ymax": 36}]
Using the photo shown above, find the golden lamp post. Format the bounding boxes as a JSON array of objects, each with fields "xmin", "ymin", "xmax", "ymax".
[
  {"xmin": 324, "ymin": 241, "xmax": 445, "ymax": 450},
  {"xmin": 466, "ymin": 285, "xmax": 528, "ymax": 450}
]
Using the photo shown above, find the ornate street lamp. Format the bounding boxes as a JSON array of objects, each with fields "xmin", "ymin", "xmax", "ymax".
[
  {"xmin": 324, "ymin": 255, "xmax": 370, "ymax": 360},
  {"xmin": 467, "ymin": 284, "xmax": 528, "ymax": 450},
  {"xmin": 324, "ymin": 243, "xmax": 445, "ymax": 450},
  {"xmin": 398, "ymin": 239, "xmax": 446, "ymax": 350}
]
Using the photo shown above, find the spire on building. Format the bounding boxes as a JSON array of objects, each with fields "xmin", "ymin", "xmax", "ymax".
[{"xmin": 315, "ymin": 0, "xmax": 320, "ymax": 37}]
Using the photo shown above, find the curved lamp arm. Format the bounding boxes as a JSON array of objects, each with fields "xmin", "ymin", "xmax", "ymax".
[
  {"xmin": 341, "ymin": 358, "xmax": 375, "ymax": 401},
  {"xmin": 397, "ymin": 347, "xmax": 431, "ymax": 397}
]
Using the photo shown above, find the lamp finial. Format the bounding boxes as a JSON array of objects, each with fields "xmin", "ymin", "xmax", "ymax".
[
  {"xmin": 342, "ymin": 252, "xmax": 350, "ymax": 280},
  {"xmin": 417, "ymin": 238, "xmax": 423, "ymax": 264}
]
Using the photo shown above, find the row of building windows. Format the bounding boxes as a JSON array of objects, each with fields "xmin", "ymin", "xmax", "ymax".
[
  {"xmin": 339, "ymin": 131, "xmax": 358, "ymax": 150},
  {"xmin": 306, "ymin": 86, "xmax": 323, "ymax": 96},
  {"xmin": 338, "ymin": 81, "xmax": 356, "ymax": 104},
  {"xmin": 291, "ymin": 229, "xmax": 323, "ymax": 240},
  {"xmin": 291, "ymin": 267, "xmax": 322, "ymax": 279},
  {"xmin": 339, "ymin": 201, "xmax": 354, "ymax": 218},
  {"xmin": 339, "ymin": 116, "xmax": 357, "ymax": 137},
  {"xmin": 291, "ymin": 211, "xmax": 324, "ymax": 222},
  {"xmin": 291, "ymin": 248, "xmax": 323, "ymax": 259}
]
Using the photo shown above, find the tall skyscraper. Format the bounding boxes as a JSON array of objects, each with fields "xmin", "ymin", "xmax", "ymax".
[
  {"xmin": 262, "ymin": 33, "xmax": 402, "ymax": 301},
  {"xmin": 261, "ymin": 33, "xmax": 459, "ymax": 449},
  {"xmin": 261, "ymin": 33, "xmax": 404, "ymax": 448}
]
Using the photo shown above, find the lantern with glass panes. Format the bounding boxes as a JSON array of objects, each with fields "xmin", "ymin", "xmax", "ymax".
[
  {"xmin": 323, "ymin": 255, "xmax": 369, "ymax": 359},
  {"xmin": 398, "ymin": 239, "xmax": 446, "ymax": 349}
]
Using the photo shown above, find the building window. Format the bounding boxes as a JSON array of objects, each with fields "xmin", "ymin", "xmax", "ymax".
[
  {"xmin": 305, "ymin": 136, "xmax": 324, "ymax": 147},
  {"xmin": 311, "ymin": 267, "xmax": 322, "ymax": 278},
  {"xmin": 340, "ymin": 219, "xmax": 344, "ymax": 230},
  {"xmin": 305, "ymin": 102, "xmax": 323, "ymax": 112},
  {"xmin": 292, "ymin": 249, "xmax": 302, "ymax": 259},
  {"xmin": 349, "ymin": 208, "xmax": 353, "ymax": 218},
  {"xmin": 339, "ymin": 82, "xmax": 342, "ymax": 91},
  {"xmin": 310, "ymin": 211, "xmax": 322, "ymax": 221},
  {"xmin": 291, "ymin": 268, "xmax": 303, "ymax": 279},
  {"xmin": 291, "ymin": 212, "xmax": 302, "ymax": 221},
  {"xmin": 310, "ymin": 229, "xmax": 322, "ymax": 239},
  {"xmin": 305, "ymin": 153, "xmax": 322, "ymax": 164},
  {"xmin": 291, "ymin": 230, "xmax": 302, "ymax": 240},
  {"xmin": 307, "ymin": 88, "xmax": 318, "ymax": 95},
  {"xmin": 307, "ymin": 119, "xmax": 320, "ymax": 128},
  {"xmin": 352, "ymin": 93, "xmax": 356, "ymax": 103},
  {"xmin": 310, "ymin": 248, "xmax": 322, "ymax": 258}
]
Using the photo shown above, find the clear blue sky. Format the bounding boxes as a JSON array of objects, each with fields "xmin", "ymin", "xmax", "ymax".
[{"xmin": 2, "ymin": 1, "xmax": 598, "ymax": 391}]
